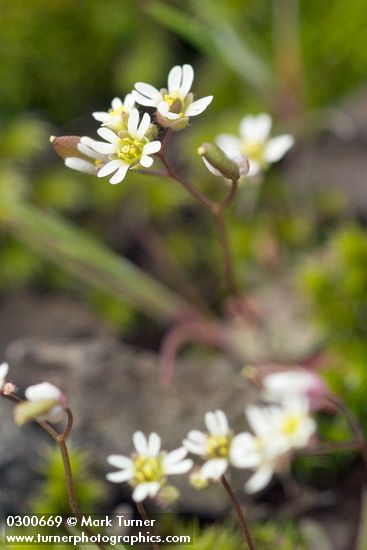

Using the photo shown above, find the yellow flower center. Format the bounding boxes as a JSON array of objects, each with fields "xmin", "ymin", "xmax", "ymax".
[
  {"xmin": 117, "ymin": 136, "xmax": 145, "ymax": 164},
  {"xmin": 109, "ymin": 106, "xmax": 125, "ymax": 117},
  {"xmin": 282, "ymin": 414, "xmax": 301, "ymax": 436},
  {"xmin": 206, "ymin": 434, "xmax": 231, "ymax": 459},
  {"xmin": 163, "ymin": 93, "xmax": 185, "ymax": 116},
  {"xmin": 242, "ymin": 140, "xmax": 266, "ymax": 163},
  {"xmin": 133, "ymin": 455, "xmax": 164, "ymax": 484}
]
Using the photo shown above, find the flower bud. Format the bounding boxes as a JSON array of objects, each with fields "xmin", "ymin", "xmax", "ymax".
[
  {"xmin": 50, "ymin": 136, "xmax": 82, "ymax": 160},
  {"xmin": 145, "ymin": 123, "xmax": 159, "ymax": 141},
  {"xmin": 14, "ymin": 399, "xmax": 59, "ymax": 426},
  {"xmin": 155, "ymin": 485, "xmax": 180, "ymax": 507},
  {"xmin": 17, "ymin": 382, "xmax": 67, "ymax": 424},
  {"xmin": 189, "ymin": 470, "xmax": 209, "ymax": 490},
  {"xmin": 198, "ymin": 142, "xmax": 249, "ymax": 180},
  {"xmin": 156, "ymin": 111, "xmax": 189, "ymax": 131}
]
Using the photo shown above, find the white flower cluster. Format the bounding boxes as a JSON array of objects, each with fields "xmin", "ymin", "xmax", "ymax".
[
  {"xmin": 64, "ymin": 64, "xmax": 212, "ymax": 184},
  {"xmin": 61, "ymin": 65, "xmax": 293, "ymax": 185},
  {"xmin": 107, "ymin": 371, "xmax": 320, "ymax": 502}
]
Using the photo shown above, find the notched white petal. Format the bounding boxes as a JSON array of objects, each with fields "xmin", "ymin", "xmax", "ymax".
[
  {"xmin": 185, "ymin": 95, "xmax": 213, "ymax": 116},
  {"xmin": 168, "ymin": 65, "xmax": 182, "ymax": 93},
  {"xmin": 180, "ymin": 64, "xmax": 194, "ymax": 96},
  {"xmin": 97, "ymin": 160, "xmax": 123, "ymax": 178},
  {"xmin": 65, "ymin": 157, "xmax": 95, "ymax": 175},
  {"xmin": 109, "ymin": 163, "xmax": 129, "ymax": 184}
]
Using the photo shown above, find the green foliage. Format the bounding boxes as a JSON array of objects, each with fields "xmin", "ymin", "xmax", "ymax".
[
  {"xmin": 252, "ymin": 521, "xmax": 307, "ymax": 549},
  {"xmin": 0, "ymin": 0, "xmax": 172, "ymax": 123},
  {"xmin": 0, "ymin": 448, "xmax": 107, "ymax": 550},
  {"xmin": 162, "ymin": 520, "xmax": 307, "ymax": 550},
  {"xmin": 300, "ymin": 227, "xmax": 367, "ymax": 419},
  {"xmin": 28, "ymin": 446, "xmax": 104, "ymax": 515}
]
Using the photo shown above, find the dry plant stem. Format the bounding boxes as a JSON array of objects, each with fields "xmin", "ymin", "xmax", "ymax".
[
  {"xmin": 159, "ymin": 153, "xmax": 215, "ymax": 210},
  {"xmin": 212, "ymin": 179, "xmax": 239, "ymax": 294},
  {"xmin": 1, "ymin": 394, "xmax": 106, "ymax": 550},
  {"xmin": 221, "ymin": 475, "xmax": 255, "ymax": 550},
  {"xmin": 62, "ymin": 407, "xmax": 74, "ymax": 439},
  {"xmin": 57, "ymin": 436, "xmax": 81, "ymax": 517},
  {"xmin": 214, "ymin": 210, "xmax": 237, "ymax": 294},
  {"xmin": 137, "ymin": 502, "xmax": 159, "ymax": 550},
  {"xmin": 158, "ymin": 150, "xmax": 239, "ymax": 294},
  {"xmin": 136, "ymin": 227, "xmax": 211, "ymax": 315},
  {"xmin": 328, "ymin": 395, "xmax": 367, "ymax": 470}
]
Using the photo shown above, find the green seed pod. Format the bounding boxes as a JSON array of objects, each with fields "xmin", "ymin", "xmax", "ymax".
[
  {"xmin": 198, "ymin": 142, "xmax": 241, "ymax": 180},
  {"xmin": 14, "ymin": 399, "xmax": 58, "ymax": 426}
]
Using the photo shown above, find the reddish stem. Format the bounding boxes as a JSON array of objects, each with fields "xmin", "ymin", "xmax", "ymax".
[{"xmin": 221, "ymin": 475, "xmax": 255, "ymax": 550}]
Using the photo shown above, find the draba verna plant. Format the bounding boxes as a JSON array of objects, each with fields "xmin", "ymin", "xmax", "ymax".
[{"xmin": 2, "ymin": 64, "xmax": 367, "ymax": 550}]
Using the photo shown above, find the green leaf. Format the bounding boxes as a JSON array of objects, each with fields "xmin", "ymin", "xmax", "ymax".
[
  {"xmin": 144, "ymin": 1, "xmax": 272, "ymax": 92},
  {"xmin": 2, "ymin": 200, "xmax": 195, "ymax": 324}
]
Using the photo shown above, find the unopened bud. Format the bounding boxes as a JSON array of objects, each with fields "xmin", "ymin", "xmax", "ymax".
[
  {"xmin": 156, "ymin": 485, "xmax": 180, "ymax": 507},
  {"xmin": 50, "ymin": 136, "xmax": 82, "ymax": 160},
  {"xmin": 14, "ymin": 399, "xmax": 58, "ymax": 426},
  {"xmin": 145, "ymin": 124, "xmax": 159, "ymax": 141},
  {"xmin": 2, "ymin": 382, "xmax": 16, "ymax": 396},
  {"xmin": 189, "ymin": 470, "xmax": 209, "ymax": 490},
  {"xmin": 199, "ymin": 142, "xmax": 249, "ymax": 180},
  {"xmin": 156, "ymin": 111, "xmax": 189, "ymax": 131}
]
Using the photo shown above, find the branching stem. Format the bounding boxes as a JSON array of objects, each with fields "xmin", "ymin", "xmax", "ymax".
[
  {"xmin": 158, "ymin": 147, "xmax": 239, "ymax": 295},
  {"xmin": 1, "ymin": 394, "xmax": 106, "ymax": 550}
]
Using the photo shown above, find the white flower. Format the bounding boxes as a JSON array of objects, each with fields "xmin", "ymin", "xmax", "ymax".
[
  {"xmin": 86, "ymin": 109, "xmax": 161, "ymax": 184},
  {"xmin": 216, "ymin": 113, "xmax": 294, "ymax": 176},
  {"xmin": 106, "ymin": 431, "xmax": 193, "ymax": 503},
  {"xmin": 0, "ymin": 362, "xmax": 9, "ymax": 391},
  {"xmin": 25, "ymin": 382, "xmax": 67, "ymax": 423},
  {"xmin": 231, "ymin": 398, "xmax": 316, "ymax": 493},
  {"xmin": 271, "ymin": 396, "xmax": 317, "ymax": 451},
  {"xmin": 262, "ymin": 370, "xmax": 327, "ymax": 408},
  {"xmin": 133, "ymin": 64, "xmax": 213, "ymax": 126},
  {"xmin": 92, "ymin": 94, "xmax": 135, "ymax": 130},
  {"xmin": 183, "ymin": 410, "xmax": 246, "ymax": 481},
  {"xmin": 230, "ymin": 405, "xmax": 290, "ymax": 493},
  {"xmin": 65, "ymin": 137, "xmax": 109, "ymax": 175}
]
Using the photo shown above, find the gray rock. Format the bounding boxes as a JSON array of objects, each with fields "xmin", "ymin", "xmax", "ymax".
[
  {"xmin": 0, "ymin": 292, "xmax": 256, "ymax": 516},
  {"xmin": 285, "ymin": 87, "xmax": 367, "ymax": 212}
]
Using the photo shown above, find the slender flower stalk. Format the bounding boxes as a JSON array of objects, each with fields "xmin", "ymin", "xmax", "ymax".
[
  {"xmin": 158, "ymin": 137, "xmax": 239, "ymax": 295},
  {"xmin": 221, "ymin": 475, "xmax": 255, "ymax": 550},
  {"xmin": 136, "ymin": 502, "xmax": 159, "ymax": 550},
  {"xmin": 1, "ymin": 391, "xmax": 106, "ymax": 550}
]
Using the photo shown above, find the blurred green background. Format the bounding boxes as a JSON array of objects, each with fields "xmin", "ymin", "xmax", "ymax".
[
  {"xmin": 1, "ymin": 1, "xmax": 367, "ymax": 547},
  {"xmin": 1, "ymin": 0, "xmax": 367, "ymax": 403},
  {"xmin": 0, "ymin": 0, "xmax": 367, "ymax": 404}
]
